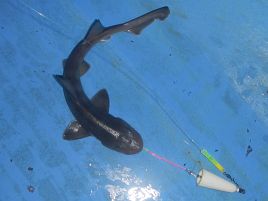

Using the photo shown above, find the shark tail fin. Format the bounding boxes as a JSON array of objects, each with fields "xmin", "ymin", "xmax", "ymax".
[{"xmin": 127, "ymin": 19, "xmax": 154, "ymax": 35}]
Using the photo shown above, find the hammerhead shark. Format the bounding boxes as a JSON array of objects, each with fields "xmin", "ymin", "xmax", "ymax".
[{"xmin": 54, "ymin": 6, "xmax": 170, "ymax": 154}]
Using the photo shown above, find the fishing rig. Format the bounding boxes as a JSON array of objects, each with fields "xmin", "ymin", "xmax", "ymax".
[{"xmin": 143, "ymin": 148, "xmax": 245, "ymax": 194}]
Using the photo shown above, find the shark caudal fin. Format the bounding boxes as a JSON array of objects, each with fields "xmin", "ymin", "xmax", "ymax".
[
  {"xmin": 62, "ymin": 59, "xmax": 90, "ymax": 76},
  {"xmin": 91, "ymin": 89, "xmax": 110, "ymax": 113},
  {"xmin": 63, "ymin": 121, "xmax": 91, "ymax": 140},
  {"xmin": 126, "ymin": 6, "xmax": 170, "ymax": 35},
  {"xmin": 127, "ymin": 19, "xmax": 154, "ymax": 35}
]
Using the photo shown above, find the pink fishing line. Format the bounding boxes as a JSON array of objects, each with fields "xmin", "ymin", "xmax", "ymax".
[{"xmin": 143, "ymin": 148, "xmax": 186, "ymax": 171}]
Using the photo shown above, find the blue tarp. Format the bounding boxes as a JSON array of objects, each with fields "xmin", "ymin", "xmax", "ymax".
[{"xmin": 1, "ymin": 1, "xmax": 268, "ymax": 200}]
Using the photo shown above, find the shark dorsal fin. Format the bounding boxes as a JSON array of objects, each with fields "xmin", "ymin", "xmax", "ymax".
[
  {"xmin": 91, "ymin": 89, "xmax": 110, "ymax": 113},
  {"xmin": 63, "ymin": 121, "xmax": 91, "ymax": 140},
  {"xmin": 86, "ymin": 20, "xmax": 105, "ymax": 39},
  {"xmin": 127, "ymin": 19, "xmax": 154, "ymax": 35},
  {"xmin": 62, "ymin": 59, "xmax": 90, "ymax": 77}
]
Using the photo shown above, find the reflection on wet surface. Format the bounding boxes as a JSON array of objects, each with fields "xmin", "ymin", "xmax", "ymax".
[{"xmin": 104, "ymin": 166, "xmax": 160, "ymax": 201}]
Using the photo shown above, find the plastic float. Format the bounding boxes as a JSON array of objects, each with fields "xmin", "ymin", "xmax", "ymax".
[{"xmin": 196, "ymin": 169, "xmax": 245, "ymax": 193}]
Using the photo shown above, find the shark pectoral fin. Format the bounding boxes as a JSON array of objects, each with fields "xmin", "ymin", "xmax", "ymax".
[
  {"xmin": 91, "ymin": 89, "xmax": 110, "ymax": 113},
  {"xmin": 63, "ymin": 121, "xmax": 91, "ymax": 140},
  {"xmin": 85, "ymin": 19, "xmax": 105, "ymax": 40},
  {"xmin": 53, "ymin": 75, "xmax": 77, "ymax": 98},
  {"xmin": 62, "ymin": 59, "xmax": 90, "ymax": 77},
  {"xmin": 127, "ymin": 19, "xmax": 154, "ymax": 35}
]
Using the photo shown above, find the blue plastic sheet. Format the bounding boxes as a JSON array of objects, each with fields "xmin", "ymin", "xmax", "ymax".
[{"xmin": 1, "ymin": 1, "xmax": 268, "ymax": 200}]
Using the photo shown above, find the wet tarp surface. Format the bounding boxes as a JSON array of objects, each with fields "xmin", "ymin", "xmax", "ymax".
[{"xmin": 1, "ymin": 1, "xmax": 268, "ymax": 200}]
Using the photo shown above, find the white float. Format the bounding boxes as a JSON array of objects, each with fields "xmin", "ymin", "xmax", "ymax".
[{"xmin": 196, "ymin": 169, "xmax": 244, "ymax": 193}]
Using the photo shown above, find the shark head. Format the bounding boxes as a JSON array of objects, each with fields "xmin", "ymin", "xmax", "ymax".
[{"xmin": 101, "ymin": 118, "xmax": 143, "ymax": 155}]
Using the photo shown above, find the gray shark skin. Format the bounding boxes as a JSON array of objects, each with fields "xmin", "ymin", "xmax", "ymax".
[{"xmin": 54, "ymin": 6, "xmax": 170, "ymax": 154}]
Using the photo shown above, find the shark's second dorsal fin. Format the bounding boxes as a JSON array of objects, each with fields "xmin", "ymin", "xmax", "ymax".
[
  {"xmin": 86, "ymin": 20, "xmax": 105, "ymax": 39},
  {"xmin": 127, "ymin": 19, "xmax": 154, "ymax": 35},
  {"xmin": 62, "ymin": 59, "xmax": 90, "ymax": 77},
  {"xmin": 91, "ymin": 89, "xmax": 110, "ymax": 113}
]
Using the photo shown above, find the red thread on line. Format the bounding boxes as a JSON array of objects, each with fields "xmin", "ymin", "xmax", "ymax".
[{"xmin": 143, "ymin": 148, "xmax": 186, "ymax": 171}]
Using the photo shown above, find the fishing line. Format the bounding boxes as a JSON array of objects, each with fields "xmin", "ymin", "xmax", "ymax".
[
  {"xmin": 143, "ymin": 147, "xmax": 198, "ymax": 178},
  {"xmin": 15, "ymin": 0, "xmax": 75, "ymax": 41},
  {"xmin": 18, "ymin": 0, "xmax": 61, "ymax": 27},
  {"xmin": 17, "ymin": 1, "xmax": 241, "ymax": 187}
]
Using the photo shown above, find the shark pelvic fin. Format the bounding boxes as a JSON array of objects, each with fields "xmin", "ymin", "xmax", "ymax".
[
  {"xmin": 127, "ymin": 19, "xmax": 154, "ymax": 35},
  {"xmin": 53, "ymin": 75, "xmax": 77, "ymax": 98},
  {"xmin": 63, "ymin": 121, "xmax": 91, "ymax": 140},
  {"xmin": 91, "ymin": 89, "xmax": 110, "ymax": 113},
  {"xmin": 62, "ymin": 59, "xmax": 90, "ymax": 77},
  {"xmin": 78, "ymin": 61, "xmax": 90, "ymax": 76}
]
